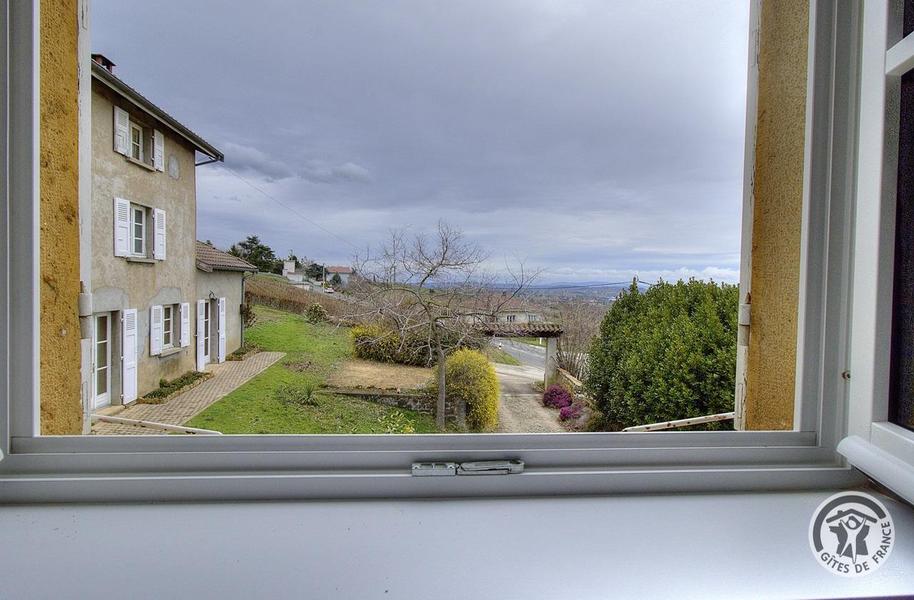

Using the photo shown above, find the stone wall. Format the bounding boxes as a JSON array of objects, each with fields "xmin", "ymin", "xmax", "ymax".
[
  {"xmin": 40, "ymin": 0, "xmax": 83, "ymax": 434},
  {"xmin": 329, "ymin": 388, "xmax": 466, "ymax": 423},
  {"xmin": 744, "ymin": 0, "xmax": 809, "ymax": 430}
]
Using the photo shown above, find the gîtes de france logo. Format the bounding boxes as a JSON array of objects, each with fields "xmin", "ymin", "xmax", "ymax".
[{"xmin": 809, "ymin": 491, "xmax": 895, "ymax": 577}]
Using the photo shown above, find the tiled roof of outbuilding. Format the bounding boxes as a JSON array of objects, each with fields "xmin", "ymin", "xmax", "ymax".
[{"xmin": 196, "ymin": 241, "xmax": 257, "ymax": 273}]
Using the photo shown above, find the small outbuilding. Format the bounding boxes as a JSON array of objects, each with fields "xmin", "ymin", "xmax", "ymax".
[{"xmin": 195, "ymin": 241, "xmax": 257, "ymax": 367}]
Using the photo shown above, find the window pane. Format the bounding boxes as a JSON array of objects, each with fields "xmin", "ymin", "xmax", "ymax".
[
  {"xmin": 96, "ymin": 367, "xmax": 108, "ymax": 395},
  {"xmin": 890, "ymin": 57, "xmax": 914, "ymax": 430},
  {"xmin": 95, "ymin": 340, "xmax": 107, "ymax": 368},
  {"xmin": 48, "ymin": 1, "xmax": 755, "ymax": 435},
  {"xmin": 96, "ymin": 315, "xmax": 107, "ymax": 342}
]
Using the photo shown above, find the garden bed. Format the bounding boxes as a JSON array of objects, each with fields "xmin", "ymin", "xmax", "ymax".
[{"xmin": 138, "ymin": 371, "xmax": 213, "ymax": 404}]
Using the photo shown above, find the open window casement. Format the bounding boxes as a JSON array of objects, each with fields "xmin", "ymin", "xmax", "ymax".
[
  {"xmin": 837, "ymin": 0, "xmax": 914, "ymax": 504},
  {"xmin": 180, "ymin": 302, "xmax": 191, "ymax": 348},
  {"xmin": 113, "ymin": 197, "xmax": 130, "ymax": 257},
  {"xmin": 0, "ymin": 0, "xmax": 897, "ymax": 503},
  {"xmin": 150, "ymin": 305, "xmax": 163, "ymax": 356},
  {"xmin": 113, "ymin": 106, "xmax": 129, "ymax": 155},
  {"xmin": 152, "ymin": 208, "xmax": 166, "ymax": 260},
  {"xmin": 152, "ymin": 129, "xmax": 164, "ymax": 171},
  {"xmin": 121, "ymin": 309, "xmax": 139, "ymax": 404}
]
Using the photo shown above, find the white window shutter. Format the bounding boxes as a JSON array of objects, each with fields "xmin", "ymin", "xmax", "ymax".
[
  {"xmin": 114, "ymin": 107, "xmax": 130, "ymax": 155},
  {"xmin": 153, "ymin": 130, "xmax": 165, "ymax": 171},
  {"xmin": 217, "ymin": 298, "xmax": 227, "ymax": 363},
  {"xmin": 113, "ymin": 197, "xmax": 130, "ymax": 257},
  {"xmin": 122, "ymin": 309, "xmax": 138, "ymax": 403},
  {"xmin": 150, "ymin": 305, "xmax": 163, "ymax": 356},
  {"xmin": 196, "ymin": 300, "xmax": 206, "ymax": 371},
  {"xmin": 180, "ymin": 302, "xmax": 191, "ymax": 348},
  {"xmin": 153, "ymin": 208, "xmax": 166, "ymax": 260}
]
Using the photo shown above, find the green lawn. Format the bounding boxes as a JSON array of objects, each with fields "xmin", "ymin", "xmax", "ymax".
[
  {"xmin": 517, "ymin": 337, "xmax": 547, "ymax": 348},
  {"xmin": 186, "ymin": 306, "xmax": 439, "ymax": 434}
]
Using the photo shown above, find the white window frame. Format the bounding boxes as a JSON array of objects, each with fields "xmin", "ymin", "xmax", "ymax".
[
  {"xmin": 203, "ymin": 300, "xmax": 211, "ymax": 363},
  {"xmin": 131, "ymin": 204, "xmax": 146, "ymax": 257},
  {"xmin": 162, "ymin": 304, "xmax": 174, "ymax": 349},
  {"xmin": 129, "ymin": 121, "xmax": 143, "ymax": 162},
  {"xmin": 836, "ymin": 0, "xmax": 914, "ymax": 503},
  {"xmin": 0, "ymin": 0, "xmax": 888, "ymax": 504},
  {"xmin": 92, "ymin": 313, "xmax": 111, "ymax": 409}
]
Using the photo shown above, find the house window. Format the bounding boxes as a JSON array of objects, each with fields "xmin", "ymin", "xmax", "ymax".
[
  {"xmin": 505, "ymin": 314, "xmax": 516, "ymax": 323},
  {"xmin": 3, "ymin": 0, "xmax": 891, "ymax": 504},
  {"xmin": 203, "ymin": 301, "xmax": 211, "ymax": 361},
  {"xmin": 162, "ymin": 305, "xmax": 174, "ymax": 349},
  {"xmin": 130, "ymin": 122, "xmax": 143, "ymax": 162},
  {"xmin": 888, "ymin": 0, "xmax": 914, "ymax": 433},
  {"xmin": 93, "ymin": 314, "xmax": 111, "ymax": 409},
  {"xmin": 131, "ymin": 205, "xmax": 146, "ymax": 256}
]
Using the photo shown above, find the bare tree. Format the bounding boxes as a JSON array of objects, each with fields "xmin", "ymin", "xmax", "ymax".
[
  {"xmin": 350, "ymin": 221, "xmax": 535, "ymax": 430},
  {"xmin": 554, "ymin": 299, "xmax": 607, "ymax": 381}
]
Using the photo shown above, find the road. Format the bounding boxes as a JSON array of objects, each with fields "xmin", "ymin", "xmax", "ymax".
[
  {"xmin": 493, "ymin": 363, "xmax": 563, "ymax": 433},
  {"xmin": 494, "ymin": 338, "xmax": 546, "ymax": 370}
]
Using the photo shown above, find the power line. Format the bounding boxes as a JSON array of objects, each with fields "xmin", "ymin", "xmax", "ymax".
[{"xmin": 218, "ymin": 164, "xmax": 360, "ymax": 251}]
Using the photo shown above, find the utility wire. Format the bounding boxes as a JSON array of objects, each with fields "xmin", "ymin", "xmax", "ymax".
[{"xmin": 219, "ymin": 164, "xmax": 360, "ymax": 251}]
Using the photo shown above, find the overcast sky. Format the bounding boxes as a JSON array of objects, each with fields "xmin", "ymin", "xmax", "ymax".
[{"xmin": 92, "ymin": 0, "xmax": 749, "ymax": 284}]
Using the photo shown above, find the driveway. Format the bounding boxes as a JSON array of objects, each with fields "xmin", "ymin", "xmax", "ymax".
[
  {"xmin": 494, "ymin": 363, "xmax": 563, "ymax": 433},
  {"xmin": 495, "ymin": 338, "xmax": 546, "ymax": 369}
]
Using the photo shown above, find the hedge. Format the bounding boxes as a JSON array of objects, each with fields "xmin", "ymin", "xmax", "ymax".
[
  {"xmin": 427, "ymin": 349, "xmax": 499, "ymax": 431},
  {"xmin": 585, "ymin": 279, "xmax": 738, "ymax": 431}
]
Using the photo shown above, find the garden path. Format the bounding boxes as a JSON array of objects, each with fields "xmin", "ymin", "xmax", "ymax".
[
  {"xmin": 494, "ymin": 363, "xmax": 563, "ymax": 433},
  {"xmin": 91, "ymin": 352, "xmax": 285, "ymax": 435}
]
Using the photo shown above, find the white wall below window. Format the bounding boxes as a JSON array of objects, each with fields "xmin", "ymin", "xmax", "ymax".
[{"xmin": 1, "ymin": 490, "xmax": 912, "ymax": 599}]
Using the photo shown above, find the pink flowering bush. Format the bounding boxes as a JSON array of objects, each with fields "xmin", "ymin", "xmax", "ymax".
[
  {"xmin": 559, "ymin": 403, "xmax": 584, "ymax": 421},
  {"xmin": 543, "ymin": 384, "xmax": 573, "ymax": 409}
]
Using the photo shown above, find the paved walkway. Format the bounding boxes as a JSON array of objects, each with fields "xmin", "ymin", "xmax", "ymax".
[
  {"xmin": 92, "ymin": 352, "xmax": 285, "ymax": 435},
  {"xmin": 494, "ymin": 363, "xmax": 564, "ymax": 433}
]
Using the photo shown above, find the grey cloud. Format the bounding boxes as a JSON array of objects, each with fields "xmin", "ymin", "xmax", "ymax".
[
  {"xmin": 222, "ymin": 142, "xmax": 294, "ymax": 181},
  {"xmin": 301, "ymin": 161, "xmax": 373, "ymax": 184},
  {"xmin": 94, "ymin": 0, "xmax": 749, "ymax": 283}
]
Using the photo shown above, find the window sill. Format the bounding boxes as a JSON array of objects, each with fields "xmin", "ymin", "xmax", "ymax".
[
  {"xmin": 158, "ymin": 347, "xmax": 182, "ymax": 358},
  {"xmin": 125, "ymin": 156, "xmax": 156, "ymax": 172},
  {"xmin": 125, "ymin": 256, "xmax": 155, "ymax": 264}
]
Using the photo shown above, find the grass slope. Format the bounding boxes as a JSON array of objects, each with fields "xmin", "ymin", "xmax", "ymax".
[{"xmin": 186, "ymin": 306, "xmax": 438, "ymax": 434}]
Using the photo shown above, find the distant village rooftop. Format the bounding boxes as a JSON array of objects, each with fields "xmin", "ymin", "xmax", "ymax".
[{"xmin": 326, "ymin": 266, "xmax": 354, "ymax": 274}]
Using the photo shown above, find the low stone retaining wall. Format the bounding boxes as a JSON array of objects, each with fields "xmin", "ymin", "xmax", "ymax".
[{"xmin": 325, "ymin": 387, "xmax": 465, "ymax": 423}]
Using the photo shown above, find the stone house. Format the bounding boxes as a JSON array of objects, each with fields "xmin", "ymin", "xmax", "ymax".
[
  {"xmin": 325, "ymin": 265, "xmax": 353, "ymax": 286},
  {"xmin": 85, "ymin": 55, "xmax": 253, "ymax": 413}
]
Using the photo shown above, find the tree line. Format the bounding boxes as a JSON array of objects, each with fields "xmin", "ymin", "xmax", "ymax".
[{"xmin": 227, "ymin": 234, "xmax": 326, "ymax": 280}]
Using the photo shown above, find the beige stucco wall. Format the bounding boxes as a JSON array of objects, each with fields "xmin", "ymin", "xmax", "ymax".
[
  {"xmin": 40, "ymin": 0, "xmax": 83, "ymax": 434},
  {"xmin": 91, "ymin": 82, "xmax": 199, "ymax": 397},
  {"xmin": 744, "ymin": 0, "xmax": 809, "ymax": 430},
  {"xmin": 197, "ymin": 270, "xmax": 246, "ymax": 357}
]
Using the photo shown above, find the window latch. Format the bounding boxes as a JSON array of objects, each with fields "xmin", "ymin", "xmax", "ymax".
[{"xmin": 411, "ymin": 460, "xmax": 524, "ymax": 477}]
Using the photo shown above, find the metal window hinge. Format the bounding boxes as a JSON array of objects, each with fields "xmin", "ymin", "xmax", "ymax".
[{"xmin": 411, "ymin": 460, "xmax": 524, "ymax": 477}]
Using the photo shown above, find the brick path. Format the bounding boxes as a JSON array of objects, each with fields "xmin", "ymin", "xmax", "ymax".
[{"xmin": 92, "ymin": 352, "xmax": 285, "ymax": 435}]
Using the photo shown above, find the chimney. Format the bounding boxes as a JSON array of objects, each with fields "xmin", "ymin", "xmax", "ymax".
[{"xmin": 91, "ymin": 54, "xmax": 116, "ymax": 74}]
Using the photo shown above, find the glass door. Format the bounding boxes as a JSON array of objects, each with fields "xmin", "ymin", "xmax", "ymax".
[{"xmin": 93, "ymin": 314, "xmax": 111, "ymax": 409}]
